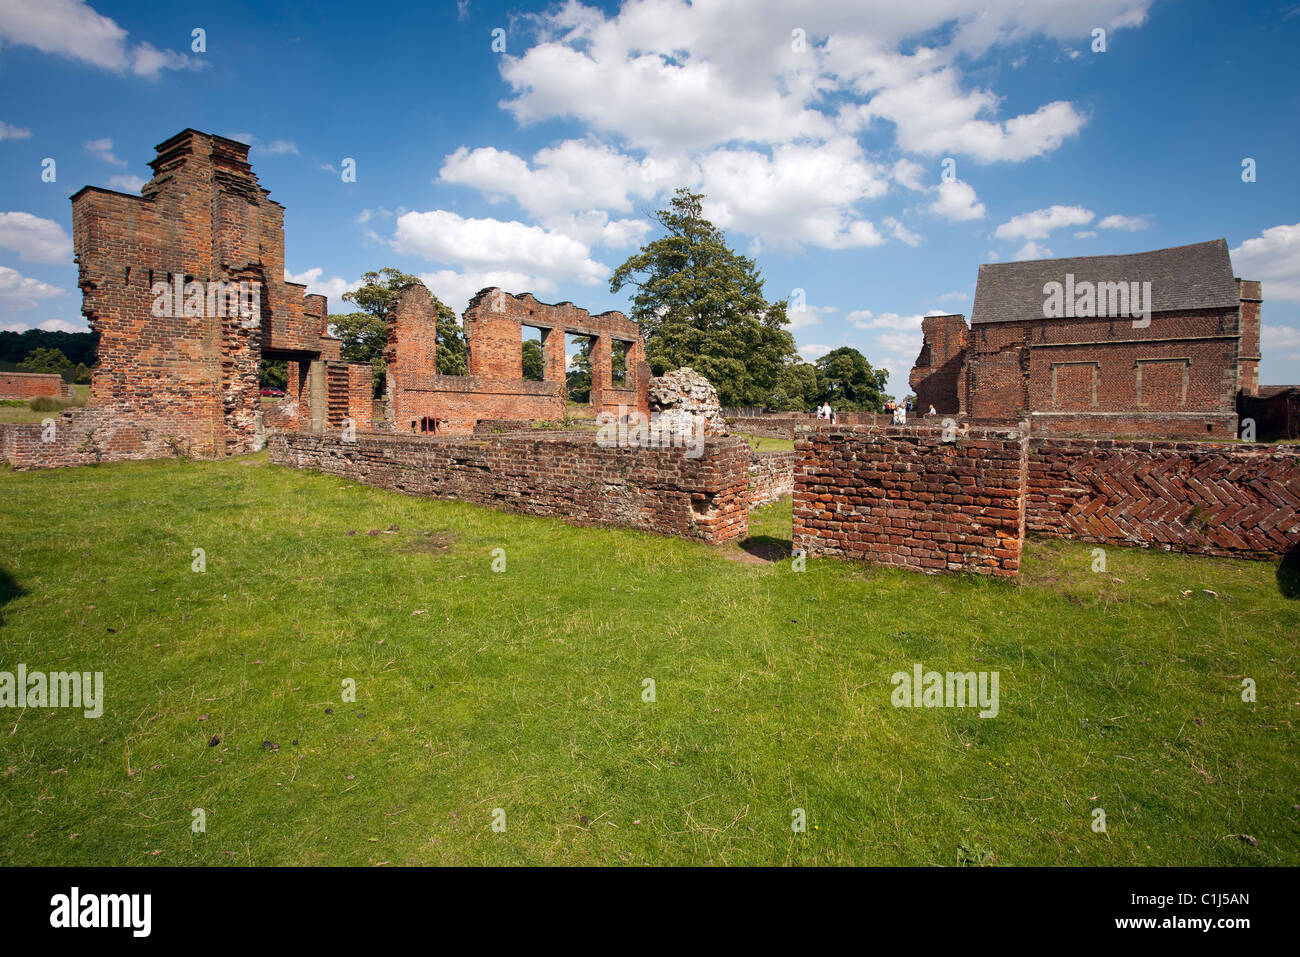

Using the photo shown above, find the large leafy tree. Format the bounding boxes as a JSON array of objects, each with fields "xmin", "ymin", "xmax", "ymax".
[
  {"xmin": 609, "ymin": 188, "xmax": 795, "ymax": 406},
  {"xmin": 328, "ymin": 268, "xmax": 469, "ymax": 392},
  {"xmin": 813, "ymin": 347, "xmax": 889, "ymax": 411}
]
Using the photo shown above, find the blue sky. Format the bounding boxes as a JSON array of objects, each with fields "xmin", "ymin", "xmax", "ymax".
[{"xmin": 1, "ymin": 0, "xmax": 1298, "ymax": 390}]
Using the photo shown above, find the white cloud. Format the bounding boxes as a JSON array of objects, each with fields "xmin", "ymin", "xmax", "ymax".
[
  {"xmin": 937, "ymin": 291, "xmax": 968, "ymax": 302},
  {"xmin": 929, "ymin": 179, "xmax": 985, "ymax": 221},
  {"xmin": 107, "ymin": 174, "xmax": 145, "ymax": 193},
  {"xmin": 995, "ymin": 204, "xmax": 1094, "ymax": 241},
  {"xmin": 498, "ymin": 0, "xmax": 1142, "ymax": 156},
  {"xmin": 1098, "ymin": 213, "xmax": 1149, "ymax": 231},
  {"xmin": 36, "ymin": 317, "xmax": 87, "ymax": 333},
  {"xmin": 848, "ymin": 310, "xmax": 925, "ymax": 331},
  {"xmin": 440, "ymin": 140, "xmax": 658, "ymax": 220},
  {"xmin": 1261, "ymin": 324, "xmax": 1300, "ymax": 349},
  {"xmin": 785, "ymin": 303, "xmax": 834, "ymax": 331},
  {"xmin": 798, "ymin": 344, "xmax": 833, "ymax": 362},
  {"xmin": 0, "ymin": 211, "xmax": 73, "ymax": 264},
  {"xmin": 1013, "ymin": 241, "xmax": 1053, "ymax": 261},
  {"xmin": 418, "ymin": 269, "xmax": 544, "ymax": 317},
  {"xmin": 0, "ymin": 265, "xmax": 64, "ymax": 309},
  {"xmin": 1231, "ymin": 224, "xmax": 1300, "ymax": 302},
  {"xmin": 261, "ymin": 139, "xmax": 299, "ymax": 156},
  {"xmin": 860, "ymin": 67, "xmax": 1085, "ymax": 162},
  {"xmin": 394, "ymin": 210, "xmax": 608, "ymax": 284},
  {"xmin": 883, "ymin": 217, "xmax": 922, "ymax": 247},
  {"xmin": 284, "ymin": 268, "xmax": 362, "ymax": 303},
  {"xmin": 84, "ymin": 137, "xmax": 125, "ymax": 166},
  {"xmin": 696, "ymin": 139, "xmax": 889, "ymax": 249},
  {"xmin": 1074, "ymin": 230, "xmax": 1097, "ymax": 239},
  {"xmin": 0, "ymin": 121, "xmax": 32, "ymax": 141},
  {"xmin": 891, "ymin": 158, "xmax": 928, "ymax": 192},
  {"xmin": 0, "ymin": 0, "xmax": 196, "ymax": 77}
]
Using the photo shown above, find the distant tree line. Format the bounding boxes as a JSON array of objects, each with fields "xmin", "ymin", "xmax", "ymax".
[{"xmin": 0, "ymin": 330, "xmax": 96, "ymax": 383}]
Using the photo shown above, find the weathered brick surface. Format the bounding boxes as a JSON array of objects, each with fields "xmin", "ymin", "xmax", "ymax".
[
  {"xmin": 911, "ymin": 277, "xmax": 1261, "ymax": 439},
  {"xmin": 1026, "ymin": 437, "xmax": 1300, "ymax": 557},
  {"xmin": 2, "ymin": 129, "xmax": 371, "ymax": 470},
  {"xmin": 0, "ymin": 372, "xmax": 70, "ymax": 400},
  {"xmin": 269, "ymin": 430, "xmax": 750, "ymax": 544},
  {"xmin": 793, "ymin": 425, "xmax": 1028, "ymax": 577},
  {"xmin": 909, "ymin": 313, "xmax": 968, "ymax": 415},
  {"xmin": 383, "ymin": 285, "xmax": 649, "ymax": 434},
  {"xmin": 748, "ymin": 449, "xmax": 795, "ymax": 507}
]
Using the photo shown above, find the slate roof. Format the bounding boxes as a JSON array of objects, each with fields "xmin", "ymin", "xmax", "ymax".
[{"xmin": 970, "ymin": 239, "xmax": 1240, "ymax": 325}]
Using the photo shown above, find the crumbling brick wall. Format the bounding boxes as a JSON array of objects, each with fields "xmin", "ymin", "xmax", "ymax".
[
  {"xmin": 793, "ymin": 425, "xmax": 1028, "ymax": 577},
  {"xmin": 908, "ymin": 314, "xmax": 968, "ymax": 414},
  {"xmin": 268, "ymin": 430, "xmax": 750, "ymax": 544},
  {"xmin": 0, "ymin": 372, "xmax": 70, "ymax": 400},
  {"xmin": 748, "ymin": 449, "xmax": 795, "ymax": 507},
  {"xmin": 383, "ymin": 285, "xmax": 650, "ymax": 434},
  {"xmin": 1026, "ymin": 437, "xmax": 1299, "ymax": 557},
  {"xmin": 0, "ymin": 128, "xmax": 349, "ymax": 470}
]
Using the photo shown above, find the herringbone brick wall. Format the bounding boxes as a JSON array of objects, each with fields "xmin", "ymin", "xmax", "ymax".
[{"xmin": 1026, "ymin": 438, "xmax": 1300, "ymax": 557}]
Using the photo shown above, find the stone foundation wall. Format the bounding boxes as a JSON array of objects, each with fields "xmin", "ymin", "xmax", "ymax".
[{"xmin": 268, "ymin": 430, "xmax": 751, "ymax": 544}]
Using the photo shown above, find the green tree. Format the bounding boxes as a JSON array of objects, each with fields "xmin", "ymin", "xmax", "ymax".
[
  {"xmin": 329, "ymin": 268, "xmax": 469, "ymax": 394},
  {"xmin": 813, "ymin": 347, "xmax": 889, "ymax": 411},
  {"xmin": 522, "ymin": 339, "xmax": 543, "ymax": 381},
  {"xmin": 260, "ymin": 359, "xmax": 288, "ymax": 390},
  {"xmin": 772, "ymin": 360, "xmax": 820, "ymax": 411},
  {"xmin": 609, "ymin": 188, "xmax": 795, "ymax": 406},
  {"xmin": 20, "ymin": 347, "xmax": 72, "ymax": 375},
  {"xmin": 567, "ymin": 339, "xmax": 592, "ymax": 403}
]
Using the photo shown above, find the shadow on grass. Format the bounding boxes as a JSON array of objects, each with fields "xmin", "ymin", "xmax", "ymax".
[
  {"xmin": 0, "ymin": 566, "xmax": 24, "ymax": 625},
  {"xmin": 1278, "ymin": 545, "xmax": 1300, "ymax": 599},
  {"xmin": 739, "ymin": 534, "xmax": 792, "ymax": 563}
]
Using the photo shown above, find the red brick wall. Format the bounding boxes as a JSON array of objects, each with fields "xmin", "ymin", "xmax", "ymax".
[
  {"xmin": 1237, "ymin": 280, "xmax": 1262, "ymax": 396},
  {"xmin": 793, "ymin": 425, "xmax": 1028, "ymax": 577},
  {"xmin": 64, "ymin": 128, "xmax": 341, "ymax": 466},
  {"xmin": 1, "ymin": 404, "xmax": 185, "ymax": 469},
  {"xmin": 1026, "ymin": 437, "xmax": 1299, "ymax": 557},
  {"xmin": 1027, "ymin": 411, "xmax": 1237, "ymax": 439},
  {"xmin": 909, "ymin": 313, "xmax": 968, "ymax": 414},
  {"xmin": 268, "ymin": 430, "xmax": 750, "ymax": 544},
  {"xmin": 385, "ymin": 284, "xmax": 650, "ymax": 434},
  {"xmin": 964, "ymin": 308, "xmax": 1243, "ymax": 435},
  {"xmin": 0, "ymin": 372, "xmax": 69, "ymax": 400},
  {"xmin": 748, "ymin": 449, "xmax": 795, "ymax": 506}
]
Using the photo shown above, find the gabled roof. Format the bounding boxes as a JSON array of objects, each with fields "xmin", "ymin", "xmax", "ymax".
[{"xmin": 970, "ymin": 239, "xmax": 1240, "ymax": 324}]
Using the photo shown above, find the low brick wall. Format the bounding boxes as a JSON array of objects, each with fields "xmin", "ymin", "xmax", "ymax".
[
  {"xmin": 732, "ymin": 415, "xmax": 800, "ymax": 438},
  {"xmin": 1027, "ymin": 437, "xmax": 1300, "ymax": 557},
  {"xmin": 1028, "ymin": 411, "xmax": 1239, "ymax": 440},
  {"xmin": 1, "ymin": 404, "xmax": 184, "ymax": 470},
  {"xmin": 748, "ymin": 449, "xmax": 795, "ymax": 507},
  {"xmin": 0, "ymin": 371, "xmax": 70, "ymax": 400},
  {"xmin": 793, "ymin": 425, "xmax": 1028, "ymax": 577},
  {"xmin": 268, "ymin": 430, "xmax": 751, "ymax": 544},
  {"xmin": 473, "ymin": 419, "xmax": 535, "ymax": 434}
]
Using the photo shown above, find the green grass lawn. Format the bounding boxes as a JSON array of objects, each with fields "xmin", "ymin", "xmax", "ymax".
[
  {"xmin": 0, "ymin": 453, "xmax": 1296, "ymax": 865},
  {"xmin": 0, "ymin": 385, "xmax": 90, "ymax": 424}
]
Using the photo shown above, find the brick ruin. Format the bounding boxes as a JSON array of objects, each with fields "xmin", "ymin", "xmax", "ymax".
[
  {"xmin": 0, "ymin": 129, "xmax": 374, "ymax": 469},
  {"xmin": 794, "ymin": 424, "xmax": 1299, "ymax": 575},
  {"xmin": 909, "ymin": 240, "xmax": 1264, "ymax": 439},
  {"xmin": 383, "ymin": 285, "xmax": 649, "ymax": 435},
  {"xmin": 1, "ymin": 128, "xmax": 1294, "ymax": 575},
  {"xmin": 0, "ymin": 371, "xmax": 71, "ymax": 400}
]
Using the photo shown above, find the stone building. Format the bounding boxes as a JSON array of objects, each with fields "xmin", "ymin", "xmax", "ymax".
[{"xmin": 910, "ymin": 240, "xmax": 1262, "ymax": 438}]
